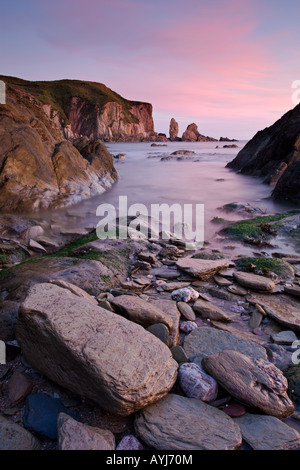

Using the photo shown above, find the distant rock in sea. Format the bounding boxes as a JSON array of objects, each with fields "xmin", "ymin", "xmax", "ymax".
[
  {"xmin": 169, "ymin": 118, "xmax": 179, "ymax": 141},
  {"xmin": 182, "ymin": 123, "xmax": 217, "ymax": 142}
]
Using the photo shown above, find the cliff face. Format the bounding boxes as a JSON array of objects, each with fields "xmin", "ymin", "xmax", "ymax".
[
  {"xmin": 0, "ymin": 76, "xmax": 156, "ymax": 142},
  {"xmin": 226, "ymin": 104, "xmax": 300, "ymax": 204},
  {"xmin": 0, "ymin": 83, "xmax": 118, "ymax": 212}
]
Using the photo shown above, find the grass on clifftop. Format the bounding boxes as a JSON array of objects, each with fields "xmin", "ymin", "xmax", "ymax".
[{"xmin": 0, "ymin": 75, "xmax": 145, "ymax": 125}]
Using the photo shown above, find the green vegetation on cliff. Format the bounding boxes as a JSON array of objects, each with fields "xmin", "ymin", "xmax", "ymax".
[{"xmin": 0, "ymin": 75, "xmax": 145, "ymax": 125}]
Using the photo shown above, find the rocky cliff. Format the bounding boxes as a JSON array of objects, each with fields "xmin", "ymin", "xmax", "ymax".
[
  {"xmin": 0, "ymin": 76, "xmax": 156, "ymax": 143},
  {"xmin": 0, "ymin": 81, "xmax": 118, "ymax": 212},
  {"xmin": 226, "ymin": 104, "xmax": 300, "ymax": 204}
]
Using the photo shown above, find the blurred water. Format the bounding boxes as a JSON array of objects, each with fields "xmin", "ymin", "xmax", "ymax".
[{"xmin": 32, "ymin": 141, "xmax": 295, "ymax": 245}]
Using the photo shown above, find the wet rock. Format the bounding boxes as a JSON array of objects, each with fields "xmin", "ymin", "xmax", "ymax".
[
  {"xmin": 179, "ymin": 321, "xmax": 198, "ymax": 333},
  {"xmin": 110, "ymin": 294, "xmax": 173, "ymax": 330},
  {"xmin": 49, "ymin": 279, "xmax": 98, "ymax": 305},
  {"xmin": 171, "ymin": 287, "xmax": 199, "ymax": 303},
  {"xmin": 28, "ymin": 239, "xmax": 47, "ymax": 253},
  {"xmin": 155, "ymin": 267, "xmax": 180, "ymax": 279},
  {"xmin": 0, "ymin": 415, "xmax": 40, "ymax": 450},
  {"xmin": 210, "ymin": 321, "xmax": 267, "ymax": 346},
  {"xmin": 271, "ymin": 330, "xmax": 298, "ymax": 345},
  {"xmin": 149, "ymin": 298, "xmax": 180, "ymax": 348},
  {"xmin": 203, "ymin": 350, "xmax": 294, "ymax": 419},
  {"xmin": 284, "ymin": 365, "xmax": 300, "ymax": 404},
  {"xmin": 222, "ymin": 402, "xmax": 246, "ymax": 418},
  {"xmin": 171, "ymin": 346, "xmax": 189, "ymax": 364},
  {"xmin": 207, "ymin": 287, "xmax": 233, "ymax": 301},
  {"xmin": 193, "ymin": 299, "xmax": 230, "ymax": 322},
  {"xmin": 248, "ymin": 311, "xmax": 263, "ymax": 330},
  {"xmin": 176, "ymin": 258, "xmax": 231, "ymax": 280},
  {"xmin": 0, "ymin": 301, "xmax": 19, "ymax": 341},
  {"xmin": 57, "ymin": 413, "xmax": 115, "ymax": 450},
  {"xmin": 17, "ymin": 284, "xmax": 177, "ymax": 416},
  {"xmin": 21, "ymin": 225, "xmax": 45, "ymax": 242},
  {"xmin": 285, "ymin": 285, "xmax": 300, "ymax": 298},
  {"xmin": 6, "ymin": 371, "xmax": 33, "ymax": 406},
  {"xmin": 146, "ymin": 323, "xmax": 170, "ymax": 346},
  {"xmin": 234, "ymin": 414, "xmax": 300, "ymax": 450},
  {"xmin": 227, "ymin": 285, "xmax": 248, "ymax": 296},
  {"xmin": 161, "ymin": 282, "xmax": 190, "ymax": 292},
  {"xmin": 183, "ymin": 327, "xmax": 267, "ymax": 362},
  {"xmin": 233, "ymin": 271, "xmax": 275, "ymax": 291},
  {"xmin": 214, "ymin": 275, "xmax": 232, "ymax": 287},
  {"xmin": 159, "ymin": 245, "xmax": 181, "ymax": 260},
  {"xmin": 116, "ymin": 435, "xmax": 144, "ymax": 450},
  {"xmin": 178, "ymin": 363, "xmax": 218, "ymax": 402},
  {"xmin": 177, "ymin": 302, "xmax": 196, "ymax": 321},
  {"xmin": 23, "ymin": 393, "xmax": 73, "ymax": 439},
  {"xmin": 247, "ymin": 293, "xmax": 300, "ymax": 332},
  {"xmin": 134, "ymin": 394, "xmax": 242, "ymax": 450}
]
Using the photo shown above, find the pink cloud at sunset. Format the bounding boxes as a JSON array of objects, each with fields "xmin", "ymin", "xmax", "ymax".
[{"xmin": 0, "ymin": 0, "xmax": 299, "ymax": 138}]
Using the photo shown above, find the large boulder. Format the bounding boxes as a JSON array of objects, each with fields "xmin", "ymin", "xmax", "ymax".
[
  {"xmin": 203, "ymin": 350, "xmax": 294, "ymax": 419},
  {"xmin": 134, "ymin": 394, "xmax": 242, "ymax": 450},
  {"xmin": 16, "ymin": 283, "xmax": 178, "ymax": 416}
]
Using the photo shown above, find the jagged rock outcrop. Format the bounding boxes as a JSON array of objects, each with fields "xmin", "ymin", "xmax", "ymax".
[
  {"xmin": 182, "ymin": 123, "xmax": 217, "ymax": 142},
  {"xmin": 169, "ymin": 118, "xmax": 179, "ymax": 141},
  {"xmin": 226, "ymin": 103, "xmax": 300, "ymax": 204},
  {"xmin": 0, "ymin": 81, "xmax": 119, "ymax": 212}
]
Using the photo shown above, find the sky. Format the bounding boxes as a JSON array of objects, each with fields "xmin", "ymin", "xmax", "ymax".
[{"xmin": 1, "ymin": 0, "xmax": 300, "ymax": 139}]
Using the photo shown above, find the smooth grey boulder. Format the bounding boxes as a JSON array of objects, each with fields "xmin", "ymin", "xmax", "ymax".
[
  {"xmin": 183, "ymin": 326, "xmax": 267, "ymax": 362},
  {"xmin": 134, "ymin": 394, "xmax": 242, "ymax": 450},
  {"xmin": 17, "ymin": 283, "xmax": 178, "ymax": 416}
]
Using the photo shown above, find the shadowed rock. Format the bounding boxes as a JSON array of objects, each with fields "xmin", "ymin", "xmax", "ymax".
[{"xmin": 203, "ymin": 350, "xmax": 294, "ymax": 419}]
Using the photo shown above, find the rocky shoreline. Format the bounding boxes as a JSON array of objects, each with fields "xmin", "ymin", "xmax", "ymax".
[{"xmin": 0, "ymin": 208, "xmax": 300, "ymax": 450}]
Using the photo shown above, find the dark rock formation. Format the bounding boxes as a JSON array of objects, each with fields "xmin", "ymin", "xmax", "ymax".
[
  {"xmin": 226, "ymin": 104, "xmax": 300, "ymax": 204},
  {"xmin": 169, "ymin": 118, "xmax": 179, "ymax": 141},
  {"xmin": 182, "ymin": 123, "xmax": 217, "ymax": 142}
]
